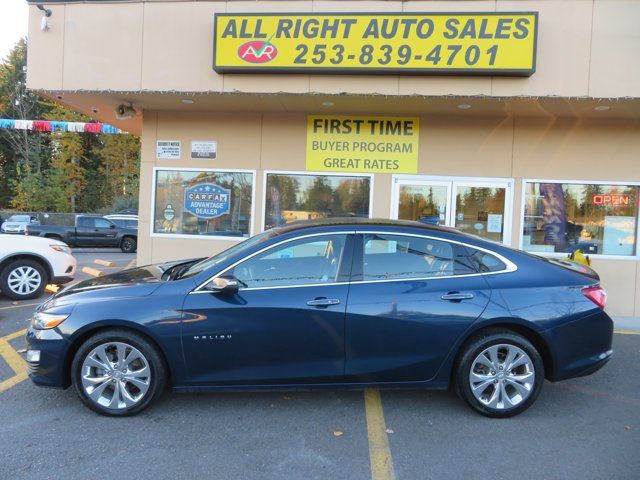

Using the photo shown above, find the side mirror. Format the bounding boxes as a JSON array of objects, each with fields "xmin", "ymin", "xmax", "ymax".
[
  {"xmin": 110, "ymin": 224, "xmax": 116, "ymax": 229},
  {"xmin": 205, "ymin": 276, "xmax": 239, "ymax": 295}
]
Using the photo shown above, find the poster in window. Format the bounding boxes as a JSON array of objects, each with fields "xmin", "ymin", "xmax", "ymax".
[{"xmin": 603, "ymin": 216, "xmax": 636, "ymax": 256}]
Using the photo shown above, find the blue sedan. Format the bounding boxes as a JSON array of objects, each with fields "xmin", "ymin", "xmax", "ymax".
[{"xmin": 26, "ymin": 219, "xmax": 613, "ymax": 417}]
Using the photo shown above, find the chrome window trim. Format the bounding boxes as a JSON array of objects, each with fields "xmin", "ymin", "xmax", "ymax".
[
  {"xmin": 191, "ymin": 231, "xmax": 356, "ymax": 293},
  {"xmin": 355, "ymin": 231, "xmax": 517, "ymax": 283},
  {"xmin": 191, "ymin": 229, "xmax": 517, "ymax": 294}
]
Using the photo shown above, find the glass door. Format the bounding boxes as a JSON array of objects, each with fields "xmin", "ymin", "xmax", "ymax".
[
  {"xmin": 452, "ymin": 180, "xmax": 512, "ymax": 243},
  {"xmin": 392, "ymin": 177, "xmax": 513, "ymax": 244},
  {"xmin": 392, "ymin": 179, "xmax": 451, "ymax": 227}
]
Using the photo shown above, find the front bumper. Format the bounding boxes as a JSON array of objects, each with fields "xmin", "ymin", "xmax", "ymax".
[{"xmin": 25, "ymin": 327, "xmax": 72, "ymax": 389}]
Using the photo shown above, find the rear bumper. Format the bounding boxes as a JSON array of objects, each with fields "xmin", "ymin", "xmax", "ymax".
[{"xmin": 543, "ymin": 309, "xmax": 614, "ymax": 382}]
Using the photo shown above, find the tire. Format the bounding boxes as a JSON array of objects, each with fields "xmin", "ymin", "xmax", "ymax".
[
  {"xmin": 71, "ymin": 329, "xmax": 166, "ymax": 416},
  {"xmin": 455, "ymin": 330, "xmax": 544, "ymax": 418},
  {"xmin": 0, "ymin": 259, "xmax": 48, "ymax": 300},
  {"xmin": 120, "ymin": 236, "xmax": 137, "ymax": 253}
]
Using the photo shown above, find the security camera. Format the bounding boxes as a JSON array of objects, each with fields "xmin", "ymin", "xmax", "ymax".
[{"xmin": 116, "ymin": 104, "xmax": 137, "ymax": 120}]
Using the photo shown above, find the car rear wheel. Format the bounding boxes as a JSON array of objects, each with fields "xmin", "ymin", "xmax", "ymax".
[
  {"xmin": 71, "ymin": 330, "xmax": 166, "ymax": 416},
  {"xmin": 456, "ymin": 330, "xmax": 544, "ymax": 418},
  {"xmin": 120, "ymin": 237, "xmax": 137, "ymax": 253},
  {"xmin": 0, "ymin": 259, "xmax": 47, "ymax": 300}
]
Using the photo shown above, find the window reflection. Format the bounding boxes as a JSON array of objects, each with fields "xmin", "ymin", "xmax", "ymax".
[
  {"xmin": 523, "ymin": 182, "xmax": 639, "ymax": 256},
  {"xmin": 154, "ymin": 170, "xmax": 253, "ymax": 237},
  {"xmin": 265, "ymin": 173, "xmax": 370, "ymax": 230}
]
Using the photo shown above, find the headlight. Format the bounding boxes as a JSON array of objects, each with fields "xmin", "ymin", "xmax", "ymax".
[
  {"xmin": 50, "ymin": 244, "xmax": 71, "ymax": 254},
  {"xmin": 32, "ymin": 311, "xmax": 72, "ymax": 329}
]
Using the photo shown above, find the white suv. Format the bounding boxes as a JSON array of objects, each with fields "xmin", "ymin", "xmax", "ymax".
[{"xmin": 0, "ymin": 234, "xmax": 76, "ymax": 300}]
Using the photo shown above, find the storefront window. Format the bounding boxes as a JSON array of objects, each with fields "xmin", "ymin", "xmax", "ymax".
[
  {"xmin": 264, "ymin": 173, "xmax": 371, "ymax": 230},
  {"xmin": 153, "ymin": 169, "xmax": 253, "ymax": 237},
  {"xmin": 522, "ymin": 182, "xmax": 639, "ymax": 256}
]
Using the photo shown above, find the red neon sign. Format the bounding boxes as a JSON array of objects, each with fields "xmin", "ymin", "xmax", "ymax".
[{"xmin": 591, "ymin": 194, "xmax": 630, "ymax": 206}]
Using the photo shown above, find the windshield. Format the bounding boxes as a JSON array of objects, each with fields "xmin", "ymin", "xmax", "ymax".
[
  {"xmin": 178, "ymin": 230, "xmax": 277, "ymax": 279},
  {"xmin": 8, "ymin": 215, "xmax": 30, "ymax": 222}
]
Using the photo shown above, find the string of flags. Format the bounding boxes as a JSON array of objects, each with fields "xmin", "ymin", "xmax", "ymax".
[{"xmin": 0, "ymin": 119, "xmax": 122, "ymax": 134}]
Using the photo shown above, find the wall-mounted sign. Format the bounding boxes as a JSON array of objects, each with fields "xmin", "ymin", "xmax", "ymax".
[
  {"xmin": 592, "ymin": 194, "xmax": 631, "ymax": 206},
  {"xmin": 306, "ymin": 115, "xmax": 419, "ymax": 174},
  {"xmin": 157, "ymin": 140, "xmax": 181, "ymax": 159},
  {"xmin": 191, "ymin": 140, "xmax": 218, "ymax": 160},
  {"xmin": 184, "ymin": 183, "xmax": 231, "ymax": 219},
  {"xmin": 213, "ymin": 12, "xmax": 538, "ymax": 76}
]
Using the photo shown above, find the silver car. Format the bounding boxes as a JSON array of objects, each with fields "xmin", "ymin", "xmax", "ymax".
[{"xmin": 1, "ymin": 215, "xmax": 41, "ymax": 234}]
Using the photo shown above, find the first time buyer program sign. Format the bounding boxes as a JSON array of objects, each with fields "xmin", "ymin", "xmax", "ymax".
[
  {"xmin": 307, "ymin": 116, "xmax": 419, "ymax": 174},
  {"xmin": 213, "ymin": 12, "xmax": 538, "ymax": 75}
]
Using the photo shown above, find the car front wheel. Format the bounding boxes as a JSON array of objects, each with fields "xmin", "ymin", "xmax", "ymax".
[
  {"xmin": 0, "ymin": 259, "xmax": 47, "ymax": 300},
  {"xmin": 71, "ymin": 330, "xmax": 166, "ymax": 416},
  {"xmin": 456, "ymin": 330, "xmax": 544, "ymax": 418}
]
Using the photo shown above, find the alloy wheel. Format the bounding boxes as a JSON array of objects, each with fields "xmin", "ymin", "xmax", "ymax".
[
  {"xmin": 80, "ymin": 342, "xmax": 151, "ymax": 410},
  {"xmin": 7, "ymin": 266, "xmax": 42, "ymax": 296},
  {"xmin": 469, "ymin": 344, "xmax": 535, "ymax": 410}
]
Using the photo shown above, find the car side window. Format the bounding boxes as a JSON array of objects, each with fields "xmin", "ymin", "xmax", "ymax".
[
  {"xmin": 94, "ymin": 219, "xmax": 113, "ymax": 228},
  {"xmin": 77, "ymin": 217, "xmax": 94, "ymax": 228},
  {"xmin": 229, "ymin": 234, "xmax": 347, "ymax": 289},
  {"xmin": 466, "ymin": 248, "xmax": 507, "ymax": 273},
  {"xmin": 362, "ymin": 234, "xmax": 476, "ymax": 281}
]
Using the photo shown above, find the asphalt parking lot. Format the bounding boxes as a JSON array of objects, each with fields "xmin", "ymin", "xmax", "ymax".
[{"xmin": 0, "ymin": 251, "xmax": 638, "ymax": 480}]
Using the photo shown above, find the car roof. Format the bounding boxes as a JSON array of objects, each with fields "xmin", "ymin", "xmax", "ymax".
[{"xmin": 273, "ymin": 217, "xmax": 460, "ymax": 235}]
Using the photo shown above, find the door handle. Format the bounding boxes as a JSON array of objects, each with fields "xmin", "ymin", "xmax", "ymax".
[
  {"xmin": 441, "ymin": 292, "xmax": 475, "ymax": 301},
  {"xmin": 306, "ymin": 298, "xmax": 340, "ymax": 307}
]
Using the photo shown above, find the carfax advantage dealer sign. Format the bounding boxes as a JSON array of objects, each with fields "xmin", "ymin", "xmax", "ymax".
[{"xmin": 213, "ymin": 12, "xmax": 538, "ymax": 75}]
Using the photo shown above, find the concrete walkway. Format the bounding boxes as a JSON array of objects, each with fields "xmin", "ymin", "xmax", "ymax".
[{"xmin": 613, "ymin": 316, "xmax": 640, "ymax": 332}]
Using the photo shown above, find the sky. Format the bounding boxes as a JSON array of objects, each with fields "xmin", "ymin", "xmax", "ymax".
[{"xmin": 0, "ymin": 0, "xmax": 29, "ymax": 61}]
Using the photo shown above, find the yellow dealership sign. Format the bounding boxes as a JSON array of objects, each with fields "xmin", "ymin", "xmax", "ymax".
[
  {"xmin": 213, "ymin": 12, "xmax": 538, "ymax": 75},
  {"xmin": 306, "ymin": 116, "xmax": 420, "ymax": 174}
]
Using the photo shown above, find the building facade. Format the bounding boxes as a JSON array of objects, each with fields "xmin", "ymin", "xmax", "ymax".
[{"xmin": 26, "ymin": 0, "xmax": 640, "ymax": 316}]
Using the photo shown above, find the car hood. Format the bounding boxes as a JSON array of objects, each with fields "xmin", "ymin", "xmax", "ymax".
[
  {"xmin": 46, "ymin": 258, "xmax": 204, "ymax": 305},
  {"xmin": 2, "ymin": 223, "xmax": 26, "ymax": 228}
]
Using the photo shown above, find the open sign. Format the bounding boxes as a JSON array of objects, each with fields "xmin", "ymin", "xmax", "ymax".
[{"xmin": 592, "ymin": 194, "xmax": 631, "ymax": 206}]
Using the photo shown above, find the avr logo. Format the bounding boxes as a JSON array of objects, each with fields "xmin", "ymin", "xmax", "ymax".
[{"xmin": 238, "ymin": 41, "xmax": 278, "ymax": 63}]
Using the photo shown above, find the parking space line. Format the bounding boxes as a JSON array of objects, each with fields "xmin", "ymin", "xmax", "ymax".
[
  {"xmin": 0, "ymin": 330, "xmax": 28, "ymax": 394},
  {"xmin": 0, "ymin": 371, "xmax": 28, "ymax": 393},
  {"xmin": 0, "ymin": 302, "xmax": 41, "ymax": 311},
  {"xmin": 364, "ymin": 389, "xmax": 396, "ymax": 480},
  {"xmin": 1, "ymin": 329, "xmax": 27, "ymax": 342},
  {"xmin": 0, "ymin": 339, "xmax": 26, "ymax": 376},
  {"xmin": 614, "ymin": 330, "xmax": 640, "ymax": 336}
]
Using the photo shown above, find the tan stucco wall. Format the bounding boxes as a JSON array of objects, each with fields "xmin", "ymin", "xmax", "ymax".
[
  {"xmin": 138, "ymin": 111, "xmax": 640, "ymax": 316},
  {"xmin": 26, "ymin": 0, "xmax": 640, "ymax": 98}
]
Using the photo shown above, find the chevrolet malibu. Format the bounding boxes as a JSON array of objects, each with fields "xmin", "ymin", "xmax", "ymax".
[{"xmin": 26, "ymin": 219, "xmax": 613, "ymax": 417}]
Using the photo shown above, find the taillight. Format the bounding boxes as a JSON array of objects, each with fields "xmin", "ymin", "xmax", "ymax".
[
  {"xmin": 24, "ymin": 227, "xmax": 29, "ymax": 236},
  {"xmin": 582, "ymin": 286, "xmax": 607, "ymax": 309}
]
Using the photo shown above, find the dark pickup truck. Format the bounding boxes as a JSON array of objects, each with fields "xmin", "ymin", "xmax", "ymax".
[{"xmin": 25, "ymin": 215, "xmax": 138, "ymax": 253}]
